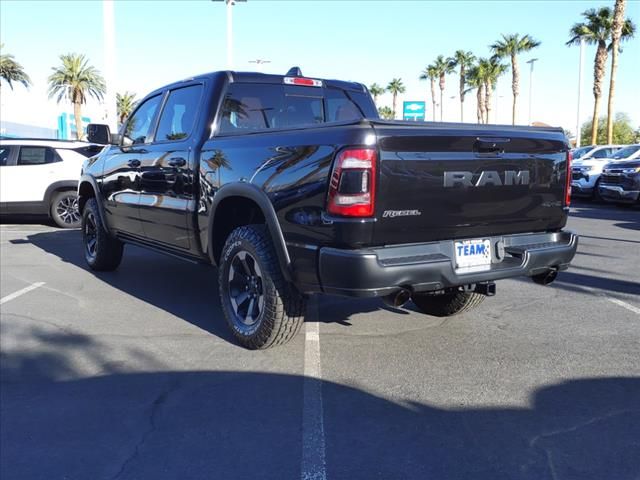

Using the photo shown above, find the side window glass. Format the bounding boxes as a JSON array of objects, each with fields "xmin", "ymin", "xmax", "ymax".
[
  {"xmin": 592, "ymin": 149, "xmax": 608, "ymax": 158},
  {"xmin": 17, "ymin": 147, "xmax": 56, "ymax": 165},
  {"xmin": 155, "ymin": 85, "xmax": 203, "ymax": 141},
  {"xmin": 0, "ymin": 147, "xmax": 13, "ymax": 166},
  {"xmin": 324, "ymin": 88, "xmax": 363, "ymax": 122},
  {"xmin": 123, "ymin": 94, "xmax": 162, "ymax": 145},
  {"xmin": 219, "ymin": 84, "xmax": 283, "ymax": 134}
]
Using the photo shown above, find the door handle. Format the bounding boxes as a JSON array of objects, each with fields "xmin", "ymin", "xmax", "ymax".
[
  {"xmin": 168, "ymin": 157, "xmax": 187, "ymax": 167},
  {"xmin": 127, "ymin": 159, "xmax": 141, "ymax": 167}
]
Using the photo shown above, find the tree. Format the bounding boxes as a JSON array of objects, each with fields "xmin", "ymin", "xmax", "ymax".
[
  {"xmin": 386, "ymin": 78, "xmax": 405, "ymax": 119},
  {"xmin": 451, "ymin": 50, "xmax": 475, "ymax": 122},
  {"xmin": 116, "ymin": 91, "xmax": 137, "ymax": 125},
  {"xmin": 419, "ymin": 65, "xmax": 439, "ymax": 121},
  {"xmin": 606, "ymin": 0, "xmax": 635, "ymax": 143},
  {"xmin": 378, "ymin": 106, "xmax": 394, "ymax": 120},
  {"xmin": 432, "ymin": 55, "xmax": 455, "ymax": 121},
  {"xmin": 567, "ymin": 7, "xmax": 635, "ymax": 144},
  {"xmin": 479, "ymin": 57, "xmax": 508, "ymax": 124},
  {"xmin": 491, "ymin": 33, "xmax": 541, "ymax": 125},
  {"xmin": 48, "ymin": 53, "xmax": 106, "ymax": 140},
  {"xmin": 0, "ymin": 43, "xmax": 31, "ymax": 90},
  {"xmin": 580, "ymin": 112, "xmax": 636, "ymax": 145},
  {"xmin": 465, "ymin": 64, "xmax": 486, "ymax": 124},
  {"xmin": 369, "ymin": 83, "xmax": 384, "ymax": 106}
]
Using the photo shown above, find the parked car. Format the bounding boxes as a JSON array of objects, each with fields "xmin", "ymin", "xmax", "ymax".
[
  {"xmin": 80, "ymin": 68, "xmax": 577, "ymax": 349},
  {"xmin": 571, "ymin": 144, "xmax": 625, "ymax": 200},
  {"xmin": 0, "ymin": 139, "xmax": 103, "ymax": 228},
  {"xmin": 607, "ymin": 144, "xmax": 640, "ymax": 162},
  {"xmin": 599, "ymin": 157, "xmax": 640, "ymax": 205}
]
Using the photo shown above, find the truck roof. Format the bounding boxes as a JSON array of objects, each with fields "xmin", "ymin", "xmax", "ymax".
[{"xmin": 146, "ymin": 69, "xmax": 368, "ymax": 99}]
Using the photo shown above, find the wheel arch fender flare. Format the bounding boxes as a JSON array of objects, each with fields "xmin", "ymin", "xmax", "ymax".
[
  {"xmin": 44, "ymin": 180, "xmax": 78, "ymax": 213},
  {"xmin": 208, "ymin": 182, "xmax": 292, "ymax": 282},
  {"xmin": 77, "ymin": 175, "xmax": 110, "ymax": 235}
]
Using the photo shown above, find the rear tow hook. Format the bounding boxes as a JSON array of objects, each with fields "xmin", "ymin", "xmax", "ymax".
[{"xmin": 474, "ymin": 282, "xmax": 496, "ymax": 296}]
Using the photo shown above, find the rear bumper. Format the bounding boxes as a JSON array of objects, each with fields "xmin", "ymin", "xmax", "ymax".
[{"xmin": 317, "ymin": 231, "xmax": 578, "ymax": 297}]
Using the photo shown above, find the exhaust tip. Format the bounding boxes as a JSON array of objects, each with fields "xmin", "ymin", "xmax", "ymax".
[
  {"xmin": 382, "ymin": 288, "xmax": 412, "ymax": 308},
  {"xmin": 532, "ymin": 268, "xmax": 558, "ymax": 286}
]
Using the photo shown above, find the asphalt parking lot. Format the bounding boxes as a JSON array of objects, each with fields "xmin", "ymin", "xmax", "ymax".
[{"xmin": 1, "ymin": 201, "xmax": 639, "ymax": 480}]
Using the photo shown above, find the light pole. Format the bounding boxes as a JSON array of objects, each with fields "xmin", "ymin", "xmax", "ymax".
[
  {"xmin": 102, "ymin": 0, "xmax": 117, "ymax": 133},
  {"xmin": 213, "ymin": 0, "xmax": 246, "ymax": 70},
  {"xmin": 575, "ymin": 36, "xmax": 585, "ymax": 147},
  {"xmin": 249, "ymin": 59, "xmax": 271, "ymax": 72},
  {"xmin": 526, "ymin": 58, "xmax": 538, "ymax": 126}
]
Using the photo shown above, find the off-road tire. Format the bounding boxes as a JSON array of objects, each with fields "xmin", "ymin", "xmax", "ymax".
[
  {"xmin": 50, "ymin": 190, "xmax": 81, "ymax": 228},
  {"xmin": 82, "ymin": 198, "xmax": 123, "ymax": 271},
  {"xmin": 411, "ymin": 290, "xmax": 486, "ymax": 317},
  {"xmin": 219, "ymin": 224, "xmax": 306, "ymax": 349}
]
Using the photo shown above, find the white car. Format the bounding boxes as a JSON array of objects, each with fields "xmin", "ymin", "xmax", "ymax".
[
  {"xmin": 570, "ymin": 144, "xmax": 624, "ymax": 199},
  {"xmin": 0, "ymin": 139, "xmax": 102, "ymax": 228}
]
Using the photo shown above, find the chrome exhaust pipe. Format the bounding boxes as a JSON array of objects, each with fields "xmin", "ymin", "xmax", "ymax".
[
  {"xmin": 382, "ymin": 288, "xmax": 412, "ymax": 308},
  {"xmin": 532, "ymin": 268, "xmax": 558, "ymax": 286}
]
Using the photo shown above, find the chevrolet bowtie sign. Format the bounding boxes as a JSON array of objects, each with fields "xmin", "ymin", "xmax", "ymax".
[{"xmin": 402, "ymin": 101, "xmax": 426, "ymax": 121}]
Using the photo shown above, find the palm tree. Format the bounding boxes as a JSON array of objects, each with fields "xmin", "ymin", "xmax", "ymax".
[
  {"xmin": 606, "ymin": 0, "xmax": 635, "ymax": 143},
  {"xmin": 567, "ymin": 7, "xmax": 635, "ymax": 145},
  {"xmin": 116, "ymin": 91, "xmax": 137, "ymax": 125},
  {"xmin": 491, "ymin": 33, "xmax": 541, "ymax": 125},
  {"xmin": 432, "ymin": 55, "xmax": 455, "ymax": 121},
  {"xmin": 0, "ymin": 43, "xmax": 31, "ymax": 90},
  {"xmin": 48, "ymin": 53, "xmax": 105, "ymax": 140},
  {"xmin": 419, "ymin": 65, "xmax": 439, "ymax": 121},
  {"xmin": 451, "ymin": 50, "xmax": 475, "ymax": 122},
  {"xmin": 369, "ymin": 83, "xmax": 384, "ymax": 106},
  {"xmin": 479, "ymin": 58, "xmax": 508, "ymax": 124},
  {"xmin": 386, "ymin": 78, "xmax": 405, "ymax": 119},
  {"xmin": 466, "ymin": 64, "xmax": 486, "ymax": 124},
  {"xmin": 378, "ymin": 106, "xmax": 394, "ymax": 120}
]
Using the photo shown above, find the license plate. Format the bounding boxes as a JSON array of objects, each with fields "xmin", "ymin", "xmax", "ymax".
[{"xmin": 454, "ymin": 239, "xmax": 492, "ymax": 272}]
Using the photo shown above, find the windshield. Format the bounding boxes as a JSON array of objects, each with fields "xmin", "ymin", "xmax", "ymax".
[
  {"xmin": 611, "ymin": 145, "xmax": 640, "ymax": 159},
  {"xmin": 572, "ymin": 146, "xmax": 592, "ymax": 158}
]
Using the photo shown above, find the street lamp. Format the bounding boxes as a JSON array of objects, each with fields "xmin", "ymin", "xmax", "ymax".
[
  {"xmin": 212, "ymin": 0, "xmax": 246, "ymax": 70},
  {"xmin": 575, "ymin": 36, "xmax": 586, "ymax": 147},
  {"xmin": 249, "ymin": 59, "xmax": 271, "ymax": 72},
  {"xmin": 526, "ymin": 58, "xmax": 538, "ymax": 126},
  {"xmin": 102, "ymin": 0, "xmax": 117, "ymax": 132}
]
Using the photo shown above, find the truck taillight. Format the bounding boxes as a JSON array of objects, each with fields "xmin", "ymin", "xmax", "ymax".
[
  {"xmin": 565, "ymin": 150, "xmax": 572, "ymax": 206},
  {"xmin": 327, "ymin": 148, "xmax": 377, "ymax": 217}
]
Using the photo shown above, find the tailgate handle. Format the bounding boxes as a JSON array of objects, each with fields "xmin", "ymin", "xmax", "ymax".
[{"xmin": 474, "ymin": 137, "xmax": 510, "ymax": 154}]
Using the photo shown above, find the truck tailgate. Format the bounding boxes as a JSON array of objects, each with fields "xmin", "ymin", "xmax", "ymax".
[{"xmin": 371, "ymin": 122, "xmax": 569, "ymax": 245}]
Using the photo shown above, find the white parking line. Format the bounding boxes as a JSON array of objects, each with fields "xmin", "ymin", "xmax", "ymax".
[
  {"xmin": 607, "ymin": 297, "xmax": 640, "ymax": 316},
  {"xmin": 0, "ymin": 282, "xmax": 45, "ymax": 305},
  {"xmin": 301, "ymin": 298, "xmax": 326, "ymax": 480}
]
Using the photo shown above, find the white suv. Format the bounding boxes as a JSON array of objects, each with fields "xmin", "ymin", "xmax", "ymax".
[
  {"xmin": 0, "ymin": 139, "xmax": 102, "ymax": 228},
  {"xmin": 571, "ymin": 144, "xmax": 623, "ymax": 200}
]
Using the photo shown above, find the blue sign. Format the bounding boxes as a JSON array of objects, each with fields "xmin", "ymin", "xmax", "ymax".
[{"xmin": 403, "ymin": 101, "xmax": 426, "ymax": 121}]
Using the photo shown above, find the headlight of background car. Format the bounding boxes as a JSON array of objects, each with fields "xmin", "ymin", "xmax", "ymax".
[
  {"xmin": 580, "ymin": 166, "xmax": 593, "ymax": 172},
  {"xmin": 622, "ymin": 167, "xmax": 640, "ymax": 174}
]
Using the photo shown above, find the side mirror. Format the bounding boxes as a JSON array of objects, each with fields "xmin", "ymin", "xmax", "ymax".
[{"xmin": 87, "ymin": 123, "xmax": 112, "ymax": 145}]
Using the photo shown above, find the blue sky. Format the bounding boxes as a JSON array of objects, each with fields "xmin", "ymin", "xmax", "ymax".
[{"xmin": 1, "ymin": 0, "xmax": 639, "ymax": 133}]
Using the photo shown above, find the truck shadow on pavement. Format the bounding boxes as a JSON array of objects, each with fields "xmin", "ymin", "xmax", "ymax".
[
  {"xmin": 1, "ymin": 333, "xmax": 639, "ymax": 480},
  {"xmin": 570, "ymin": 200, "xmax": 640, "ymax": 231},
  {"xmin": 19, "ymin": 230, "xmax": 395, "ymax": 339}
]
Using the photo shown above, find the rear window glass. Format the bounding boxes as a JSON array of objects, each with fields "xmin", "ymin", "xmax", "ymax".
[
  {"xmin": 218, "ymin": 82, "xmax": 367, "ymax": 135},
  {"xmin": 18, "ymin": 147, "xmax": 57, "ymax": 165},
  {"xmin": 325, "ymin": 88, "xmax": 362, "ymax": 122}
]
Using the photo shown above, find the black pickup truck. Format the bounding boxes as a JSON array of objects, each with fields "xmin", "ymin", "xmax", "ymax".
[{"xmin": 81, "ymin": 68, "xmax": 578, "ymax": 349}]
